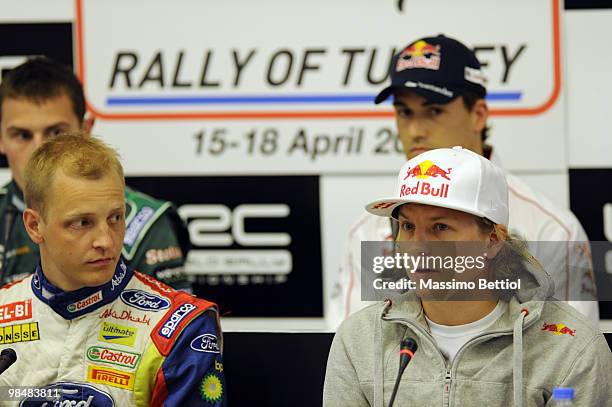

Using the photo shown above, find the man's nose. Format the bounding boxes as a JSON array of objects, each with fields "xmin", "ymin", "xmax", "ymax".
[{"xmin": 92, "ymin": 223, "xmax": 114, "ymax": 251}]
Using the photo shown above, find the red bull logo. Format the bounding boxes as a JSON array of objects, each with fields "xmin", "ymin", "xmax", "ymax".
[
  {"xmin": 400, "ymin": 160, "xmax": 451, "ymax": 199},
  {"xmin": 397, "ymin": 40, "xmax": 441, "ymax": 72},
  {"xmin": 404, "ymin": 160, "xmax": 452, "ymax": 181},
  {"xmin": 541, "ymin": 322, "xmax": 576, "ymax": 337},
  {"xmin": 399, "ymin": 181, "xmax": 449, "ymax": 199}
]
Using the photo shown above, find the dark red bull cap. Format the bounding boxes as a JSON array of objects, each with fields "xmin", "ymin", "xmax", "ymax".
[{"xmin": 375, "ymin": 34, "xmax": 487, "ymax": 105}]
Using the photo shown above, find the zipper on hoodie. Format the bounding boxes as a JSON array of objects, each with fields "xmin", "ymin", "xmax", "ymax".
[
  {"xmin": 386, "ymin": 311, "xmax": 538, "ymax": 407},
  {"xmin": 444, "ymin": 368, "xmax": 451, "ymax": 407},
  {"xmin": 384, "ymin": 317, "xmax": 450, "ymax": 405}
]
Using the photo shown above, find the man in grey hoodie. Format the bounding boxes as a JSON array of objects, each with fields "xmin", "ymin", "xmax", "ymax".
[{"xmin": 324, "ymin": 147, "xmax": 611, "ymax": 406}]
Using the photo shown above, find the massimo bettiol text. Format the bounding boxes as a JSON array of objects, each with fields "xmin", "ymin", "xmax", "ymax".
[{"xmin": 360, "ymin": 241, "xmax": 523, "ymax": 301}]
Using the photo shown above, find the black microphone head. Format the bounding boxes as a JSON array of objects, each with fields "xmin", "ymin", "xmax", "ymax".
[
  {"xmin": 398, "ymin": 337, "xmax": 418, "ymax": 372},
  {"xmin": 1, "ymin": 348, "xmax": 16, "ymax": 364},
  {"xmin": 401, "ymin": 338, "xmax": 418, "ymax": 353}
]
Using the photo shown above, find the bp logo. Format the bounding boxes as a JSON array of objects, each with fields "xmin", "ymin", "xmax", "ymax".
[{"xmin": 200, "ymin": 372, "xmax": 223, "ymax": 403}]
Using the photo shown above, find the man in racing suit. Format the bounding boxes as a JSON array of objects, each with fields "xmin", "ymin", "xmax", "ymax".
[
  {"xmin": 328, "ymin": 34, "xmax": 598, "ymax": 327},
  {"xmin": 0, "ymin": 134, "xmax": 225, "ymax": 406},
  {"xmin": 0, "ymin": 57, "xmax": 190, "ymax": 290}
]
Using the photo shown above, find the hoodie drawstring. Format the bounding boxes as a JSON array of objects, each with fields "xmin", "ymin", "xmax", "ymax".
[
  {"xmin": 374, "ymin": 300, "xmax": 393, "ymax": 407},
  {"xmin": 513, "ymin": 308, "xmax": 529, "ymax": 407}
]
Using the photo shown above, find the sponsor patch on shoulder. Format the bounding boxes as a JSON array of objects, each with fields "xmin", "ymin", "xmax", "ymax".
[
  {"xmin": 124, "ymin": 206, "xmax": 155, "ymax": 246},
  {"xmin": 190, "ymin": 333, "xmax": 220, "ymax": 354},
  {"xmin": 159, "ymin": 303, "xmax": 197, "ymax": 339},
  {"xmin": 541, "ymin": 322, "xmax": 576, "ymax": 336},
  {"xmin": 120, "ymin": 289, "xmax": 170, "ymax": 311},
  {"xmin": 146, "ymin": 245, "xmax": 183, "ymax": 266},
  {"xmin": 200, "ymin": 372, "xmax": 223, "ymax": 404}
]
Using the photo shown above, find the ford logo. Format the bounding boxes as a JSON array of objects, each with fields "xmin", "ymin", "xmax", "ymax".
[
  {"xmin": 120, "ymin": 289, "xmax": 170, "ymax": 311},
  {"xmin": 190, "ymin": 333, "xmax": 220, "ymax": 354},
  {"xmin": 20, "ymin": 382, "xmax": 114, "ymax": 406}
]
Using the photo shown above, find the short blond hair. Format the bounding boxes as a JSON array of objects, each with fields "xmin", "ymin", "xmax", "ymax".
[{"xmin": 24, "ymin": 133, "xmax": 124, "ymax": 215}]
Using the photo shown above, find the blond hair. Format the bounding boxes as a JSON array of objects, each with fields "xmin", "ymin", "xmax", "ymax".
[{"xmin": 24, "ymin": 133, "xmax": 124, "ymax": 215}]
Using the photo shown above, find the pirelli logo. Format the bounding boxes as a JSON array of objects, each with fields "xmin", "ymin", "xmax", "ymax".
[
  {"xmin": 0, "ymin": 322, "xmax": 40, "ymax": 344},
  {"xmin": 87, "ymin": 365, "xmax": 135, "ymax": 390}
]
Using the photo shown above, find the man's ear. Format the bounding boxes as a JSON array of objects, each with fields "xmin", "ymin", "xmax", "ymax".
[
  {"xmin": 23, "ymin": 208, "xmax": 45, "ymax": 244},
  {"xmin": 484, "ymin": 229, "xmax": 503, "ymax": 259},
  {"xmin": 472, "ymin": 98, "xmax": 489, "ymax": 135},
  {"xmin": 81, "ymin": 115, "xmax": 95, "ymax": 135}
]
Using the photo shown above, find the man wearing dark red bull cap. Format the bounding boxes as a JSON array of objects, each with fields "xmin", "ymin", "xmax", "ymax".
[{"xmin": 329, "ymin": 34, "xmax": 599, "ymax": 327}]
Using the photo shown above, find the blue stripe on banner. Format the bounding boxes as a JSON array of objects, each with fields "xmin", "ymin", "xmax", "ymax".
[
  {"xmin": 106, "ymin": 92, "xmax": 521, "ymax": 106},
  {"xmin": 486, "ymin": 92, "xmax": 522, "ymax": 101},
  {"xmin": 107, "ymin": 95, "xmax": 376, "ymax": 105}
]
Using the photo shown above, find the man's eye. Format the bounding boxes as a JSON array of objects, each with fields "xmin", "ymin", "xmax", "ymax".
[
  {"xmin": 49, "ymin": 127, "xmax": 64, "ymax": 137},
  {"xmin": 401, "ymin": 222, "xmax": 415, "ymax": 231},
  {"xmin": 434, "ymin": 223, "xmax": 449, "ymax": 232},
  {"xmin": 72, "ymin": 219, "xmax": 90, "ymax": 228},
  {"xmin": 110, "ymin": 214, "xmax": 124, "ymax": 223},
  {"xmin": 428, "ymin": 107, "xmax": 444, "ymax": 116},
  {"xmin": 396, "ymin": 108, "xmax": 412, "ymax": 118},
  {"xmin": 14, "ymin": 131, "xmax": 32, "ymax": 141}
]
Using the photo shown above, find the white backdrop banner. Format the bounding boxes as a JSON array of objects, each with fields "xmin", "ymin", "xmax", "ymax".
[{"xmin": 78, "ymin": 0, "xmax": 564, "ymax": 175}]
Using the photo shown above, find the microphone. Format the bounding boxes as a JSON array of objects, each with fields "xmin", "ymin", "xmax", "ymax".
[
  {"xmin": 388, "ymin": 338, "xmax": 418, "ymax": 407},
  {"xmin": 0, "ymin": 204, "xmax": 18, "ymax": 285},
  {"xmin": 0, "ymin": 348, "xmax": 17, "ymax": 375}
]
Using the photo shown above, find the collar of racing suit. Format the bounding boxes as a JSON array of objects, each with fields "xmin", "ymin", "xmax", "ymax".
[
  {"xmin": 6, "ymin": 180, "xmax": 26, "ymax": 212},
  {"xmin": 31, "ymin": 258, "xmax": 133, "ymax": 320}
]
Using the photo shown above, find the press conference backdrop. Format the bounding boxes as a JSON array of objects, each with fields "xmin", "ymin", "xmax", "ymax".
[{"xmin": 0, "ymin": 0, "xmax": 610, "ymax": 330}]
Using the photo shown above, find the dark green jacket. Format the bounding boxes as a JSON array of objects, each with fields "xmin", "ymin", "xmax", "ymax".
[{"xmin": 0, "ymin": 181, "xmax": 191, "ymax": 290}]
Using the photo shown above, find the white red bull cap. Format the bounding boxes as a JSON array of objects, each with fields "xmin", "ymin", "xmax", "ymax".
[{"xmin": 365, "ymin": 146, "xmax": 509, "ymax": 225}]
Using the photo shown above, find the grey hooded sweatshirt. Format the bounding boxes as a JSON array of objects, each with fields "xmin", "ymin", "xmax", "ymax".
[{"xmin": 324, "ymin": 255, "xmax": 612, "ymax": 406}]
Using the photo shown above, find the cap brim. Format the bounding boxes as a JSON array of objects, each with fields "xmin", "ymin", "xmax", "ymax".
[
  {"xmin": 366, "ymin": 197, "xmax": 501, "ymax": 224},
  {"xmin": 365, "ymin": 198, "xmax": 411, "ymax": 217},
  {"xmin": 374, "ymin": 86, "xmax": 394, "ymax": 104}
]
